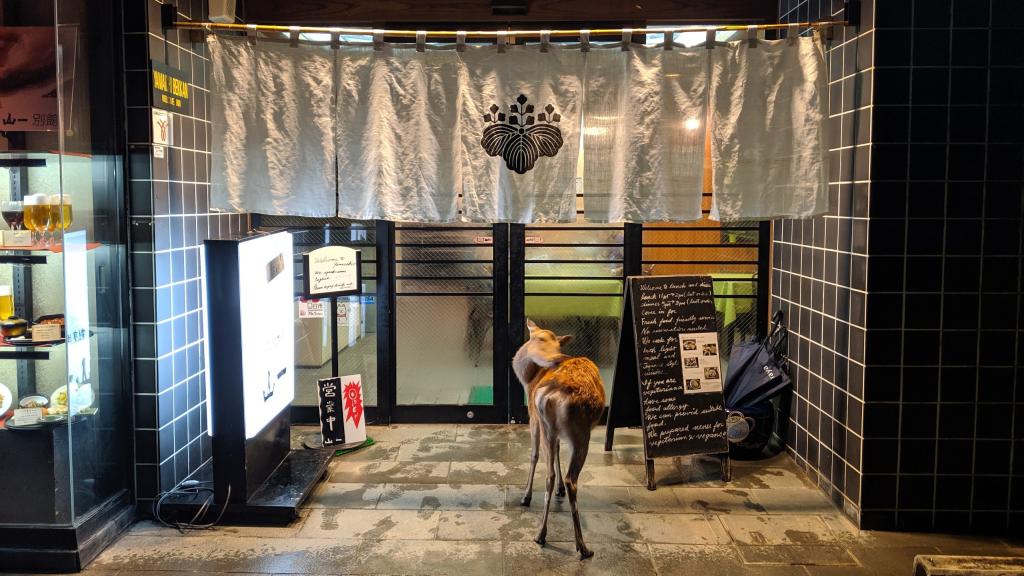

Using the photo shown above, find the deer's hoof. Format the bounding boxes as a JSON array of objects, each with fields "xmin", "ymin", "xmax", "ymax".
[
  {"xmin": 556, "ymin": 487, "xmax": 566, "ymax": 498},
  {"xmin": 578, "ymin": 548, "xmax": 594, "ymax": 560},
  {"xmin": 535, "ymin": 534, "xmax": 547, "ymax": 547},
  {"xmin": 520, "ymin": 496, "xmax": 532, "ymax": 507}
]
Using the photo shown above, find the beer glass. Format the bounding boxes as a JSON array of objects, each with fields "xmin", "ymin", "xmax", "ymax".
[
  {"xmin": 49, "ymin": 194, "xmax": 73, "ymax": 237},
  {"xmin": 0, "ymin": 286, "xmax": 13, "ymax": 320},
  {"xmin": 23, "ymin": 194, "xmax": 50, "ymax": 245}
]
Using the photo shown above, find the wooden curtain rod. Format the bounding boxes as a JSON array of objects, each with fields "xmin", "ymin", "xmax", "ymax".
[{"xmin": 169, "ymin": 20, "xmax": 849, "ymax": 39}]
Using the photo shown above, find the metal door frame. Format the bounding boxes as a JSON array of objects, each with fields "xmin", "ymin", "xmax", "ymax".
[
  {"xmin": 507, "ymin": 223, "xmax": 641, "ymax": 424},
  {"xmin": 385, "ymin": 223, "xmax": 510, "ymax": 424}
]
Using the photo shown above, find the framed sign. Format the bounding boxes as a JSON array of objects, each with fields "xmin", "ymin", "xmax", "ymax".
[
  {"xmin": 302, "ymin": 246, "xmax": 362, "ymax": 298},
  {"xmin": 606, "ymin": 275, "xmax": 730, "ymax": 489},
  {"xmin": 151, "ymin": 60, "xmax": 192, "ymax": 113}
]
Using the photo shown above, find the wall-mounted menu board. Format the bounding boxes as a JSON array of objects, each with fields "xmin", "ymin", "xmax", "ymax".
[
  {"xmin": 302, "ymin": 246, "xmax": 362, "ymax": 298},
  {"xmin": 606, "ymin": 275, "xmax": 729, "ymax": 487}
]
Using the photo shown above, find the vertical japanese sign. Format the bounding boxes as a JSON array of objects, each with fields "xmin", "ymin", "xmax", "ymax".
[
  {"xmin": 317, "ymin": 375, "xmax": 367, "ymax": 447},
  {"xmin": 317, "ymin": 377, "xmax": 344, "ymax": 446},
  {"xmin": 0, "ymin": 27, "xmax": 60, "ymax": 131}
]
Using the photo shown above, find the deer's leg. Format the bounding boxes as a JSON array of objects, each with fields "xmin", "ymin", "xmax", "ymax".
[
  {"xmin": 555, "ymin": 441, "xmax": 566, "ymax": 498},
  {"xmin": 565, "ymin": 430, "xmax": 594, "ymax": 560},
  {"xmin": 535, "ymin": 424, "xmax": 558, "ymax": 547},
  {"xmin": 521, "ymin": 417, "xmax": 541, "ymax": 507}
]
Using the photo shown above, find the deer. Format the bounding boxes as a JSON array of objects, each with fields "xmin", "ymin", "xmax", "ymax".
[{"xmin": 512, "ymin": 319, "xmax": 606, "ymax": 560}]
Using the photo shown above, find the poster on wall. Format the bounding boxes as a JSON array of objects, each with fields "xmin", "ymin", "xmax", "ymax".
[
  {"xmin": 237, "ymin": 232, "xmax": 295, "ymax": 439},
  {"xmin": 298, "ymin": 298, "xmax": 361, "ymax": 320},
  {"xmin": 0, "ymin": 27, "xmax": 60, "ymax": 131}
]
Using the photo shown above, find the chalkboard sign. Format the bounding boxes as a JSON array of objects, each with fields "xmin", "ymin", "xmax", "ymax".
[
  {"xmin": 302, "ymin": 246, "xmax": 362, "ymax": 298},
  {"xmin": 606, "ymin": 275, "xmax": 730, "ymax": 488},
  {"xmin": 317, "ymin": 377, "xmax": 345, "ymax": 446}
]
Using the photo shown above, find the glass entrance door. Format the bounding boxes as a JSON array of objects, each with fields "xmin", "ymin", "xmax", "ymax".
[
  {"xmin": 391, "ymin": 224, "xmax": 508, "ymax": 422},
  {"xmin": 508, "ymin": 224, "xmax": 627, "ymax": 423}
]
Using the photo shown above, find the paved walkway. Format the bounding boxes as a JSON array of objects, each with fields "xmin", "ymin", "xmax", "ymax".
[{"xmin": 51, "ymin": 425, "xmax": 1024, "ymax": 575}]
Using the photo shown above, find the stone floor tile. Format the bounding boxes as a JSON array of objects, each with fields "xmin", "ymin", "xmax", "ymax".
[
  {"xmin": 436, "ymin": 510, "xmax": 568, "ymax": 541},
  {"xmin": 503, "ymin": 541, "xmax": 658, "ymax": 576},
  {"xmin": 449, "ymin": 461, "xmax": 532, "ymax": 484},
  {"xmin": 363, "ymin": 461, "xmax": 451, "ymax": 483},
  {"xmin": 128, "ymin": 510, "xmax": 309, "ymax": 538},
  {"xmin": 593, "ymin": 428, "xmax": 646, "ymax": 448},
  {"xmin": 377, "ymin": 482, "xmax": 505, "ymax": 511},
  {"xmin": 576, "ymin": 511, "xmax": 645, "ymax": 543},
  {"xmin": 721, "ymin": 515, "xmax": 838, "ymax": 546},
  {"xmin": 366, "ymin": 424, "xmax": 457, "ymax": 444},
  {"xmin": 728, "ymin": 466, "xmax": 818, "ymax": 490},
  {"xmin": 456, "ymin": 423, "xmax": 532, "ymax": 443},
  {"xmin": 326, "ymin": 461, "xmax": 377, "ymax": 483},
  {"xmin": 395, "ymin": 441, "xmax": 512, "ymax": 462},
  {"xmin": 306, "ymin": 482, "xmax": 384, "ymax": 509},
  {"xmin": 650, "ymin": 544, "xmax": 807, "ymax": 576},
  {"xmin": 509, "ymin": 485, "xmax": 633, "ymax": 512},
  {"xmin": 736, "ymin": 545, "xmax": 859, "ymax": 566},
  {"xmin": 89, "ymin": 535, "xmax": 343, "ymax": 573},
  {"xmin": 852, "ymin": 529, "xmax": 1018, "ymax": 552},
  {"xmin": 351, "ymin": 539, "xmax": 503, "ymax": 576},
  {"xmin": 577, "ymin": 464, "xmax": 679, "ymax": 487},
  {"xmin": 298, "ymin": 508, "xmax": 441, "ymax": 540},
  {"xmin": 747, "ymin": 487, "xmax": 837, "ymax": 515},
  {"xmin": 329, "ymin": 442, "xmax": 402, "ymax": 462},
  {"xmin": 802, "ymin": 567, "xmax": 874, "ymax": 576},
  {"xmin": 634, "ymin": 513, "xmax": 727, "ymax": 544},
  {"xmin": 627, "ymin": 485, "xmax": 685, "ymax": 512},
  {"xmin": 730, "ymin": 452, "xmax": 803, "ymax": 470},
  {"xmin": 673, "ymin": 487, "xmax": 767, "ymax": 514},
  {"xmin": 844, "ymin": 545, "xmax": 940, "ymax": 576}
]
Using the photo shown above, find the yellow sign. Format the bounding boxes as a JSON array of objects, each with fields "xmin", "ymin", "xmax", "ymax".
[{"xmin": 151, "ymin": 61, "xmax": 191, "ymax": 114}]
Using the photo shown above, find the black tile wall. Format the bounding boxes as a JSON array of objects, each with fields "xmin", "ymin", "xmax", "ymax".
[
  {"xmin": 124, "ymin": 0, "xmax": 249, "ymax": 514},
  {"xmin": 774, "ymin": 0, "xmax": 873, "ymax": 525},
  {"xmin": 776, "ymin": 0, "xmax": 1024, "ymax": 534}
]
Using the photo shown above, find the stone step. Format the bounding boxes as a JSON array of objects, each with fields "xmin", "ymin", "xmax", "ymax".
[{"xmin": 914, "ymin": 555, "xmax": 1024, "ymax": 576}]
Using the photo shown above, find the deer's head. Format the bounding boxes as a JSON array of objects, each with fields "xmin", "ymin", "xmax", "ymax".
[{"xmin": 523, "ymin": 319, "xmax": 573, "ymax": 368}]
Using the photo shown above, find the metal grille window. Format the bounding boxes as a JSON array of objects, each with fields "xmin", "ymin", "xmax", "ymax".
[{"xmin": 642, "ymin": 220, "xmax": 767, "ymax": 367}]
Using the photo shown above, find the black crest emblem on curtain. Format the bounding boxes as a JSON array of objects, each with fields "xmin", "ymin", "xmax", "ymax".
[{"xmin": 481, "ymin": 94, "xmax": 563, "ymax": 175}]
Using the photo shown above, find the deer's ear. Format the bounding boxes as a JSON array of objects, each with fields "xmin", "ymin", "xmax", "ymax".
[
  {"xmin": 526, "ymin": 318, "xmax": 539, "ymax": 332},
  {"xmin": 558, "ymin": 334, "xmax": 573, "ymax": 346}
]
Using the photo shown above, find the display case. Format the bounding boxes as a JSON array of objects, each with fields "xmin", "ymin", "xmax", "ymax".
[{"xmin": 0, "ymin": 1, "xmax": 132, "ymax": 572}]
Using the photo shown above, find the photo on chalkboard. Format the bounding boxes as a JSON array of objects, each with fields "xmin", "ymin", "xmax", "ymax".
[{"xmin": 679, "ymin": 332, "xmax": 723, "ymax": 394}]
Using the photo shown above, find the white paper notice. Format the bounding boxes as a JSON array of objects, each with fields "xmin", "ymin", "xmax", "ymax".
[
  {"xmin": 13, "ymin": 407, "xmax": 42, "ymax": 426},
  {"xmin": 678, "ymin": 332, "xmax": 723, "ymax": 395}
]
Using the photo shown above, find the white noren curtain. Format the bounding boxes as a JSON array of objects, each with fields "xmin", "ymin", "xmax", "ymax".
[
  {"xmin": 583, "ymin": 44, "xmax": 707, "ymax": 223},
  {"xmin": 208, "ymin": 33, "xmax": 830, "ymax": 223},
  {"xmin": 709, "ymin": 34, "xmax": 829, "ymax": 221},
  {"xmin": 209, "ymin": 36, "xmax": 337, "ymax": 217}
]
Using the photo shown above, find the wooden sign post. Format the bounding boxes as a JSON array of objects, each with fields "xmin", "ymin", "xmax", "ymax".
[{"xmin": 605, "ymin": 275, "xmax": 730, "ymax": 490}]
